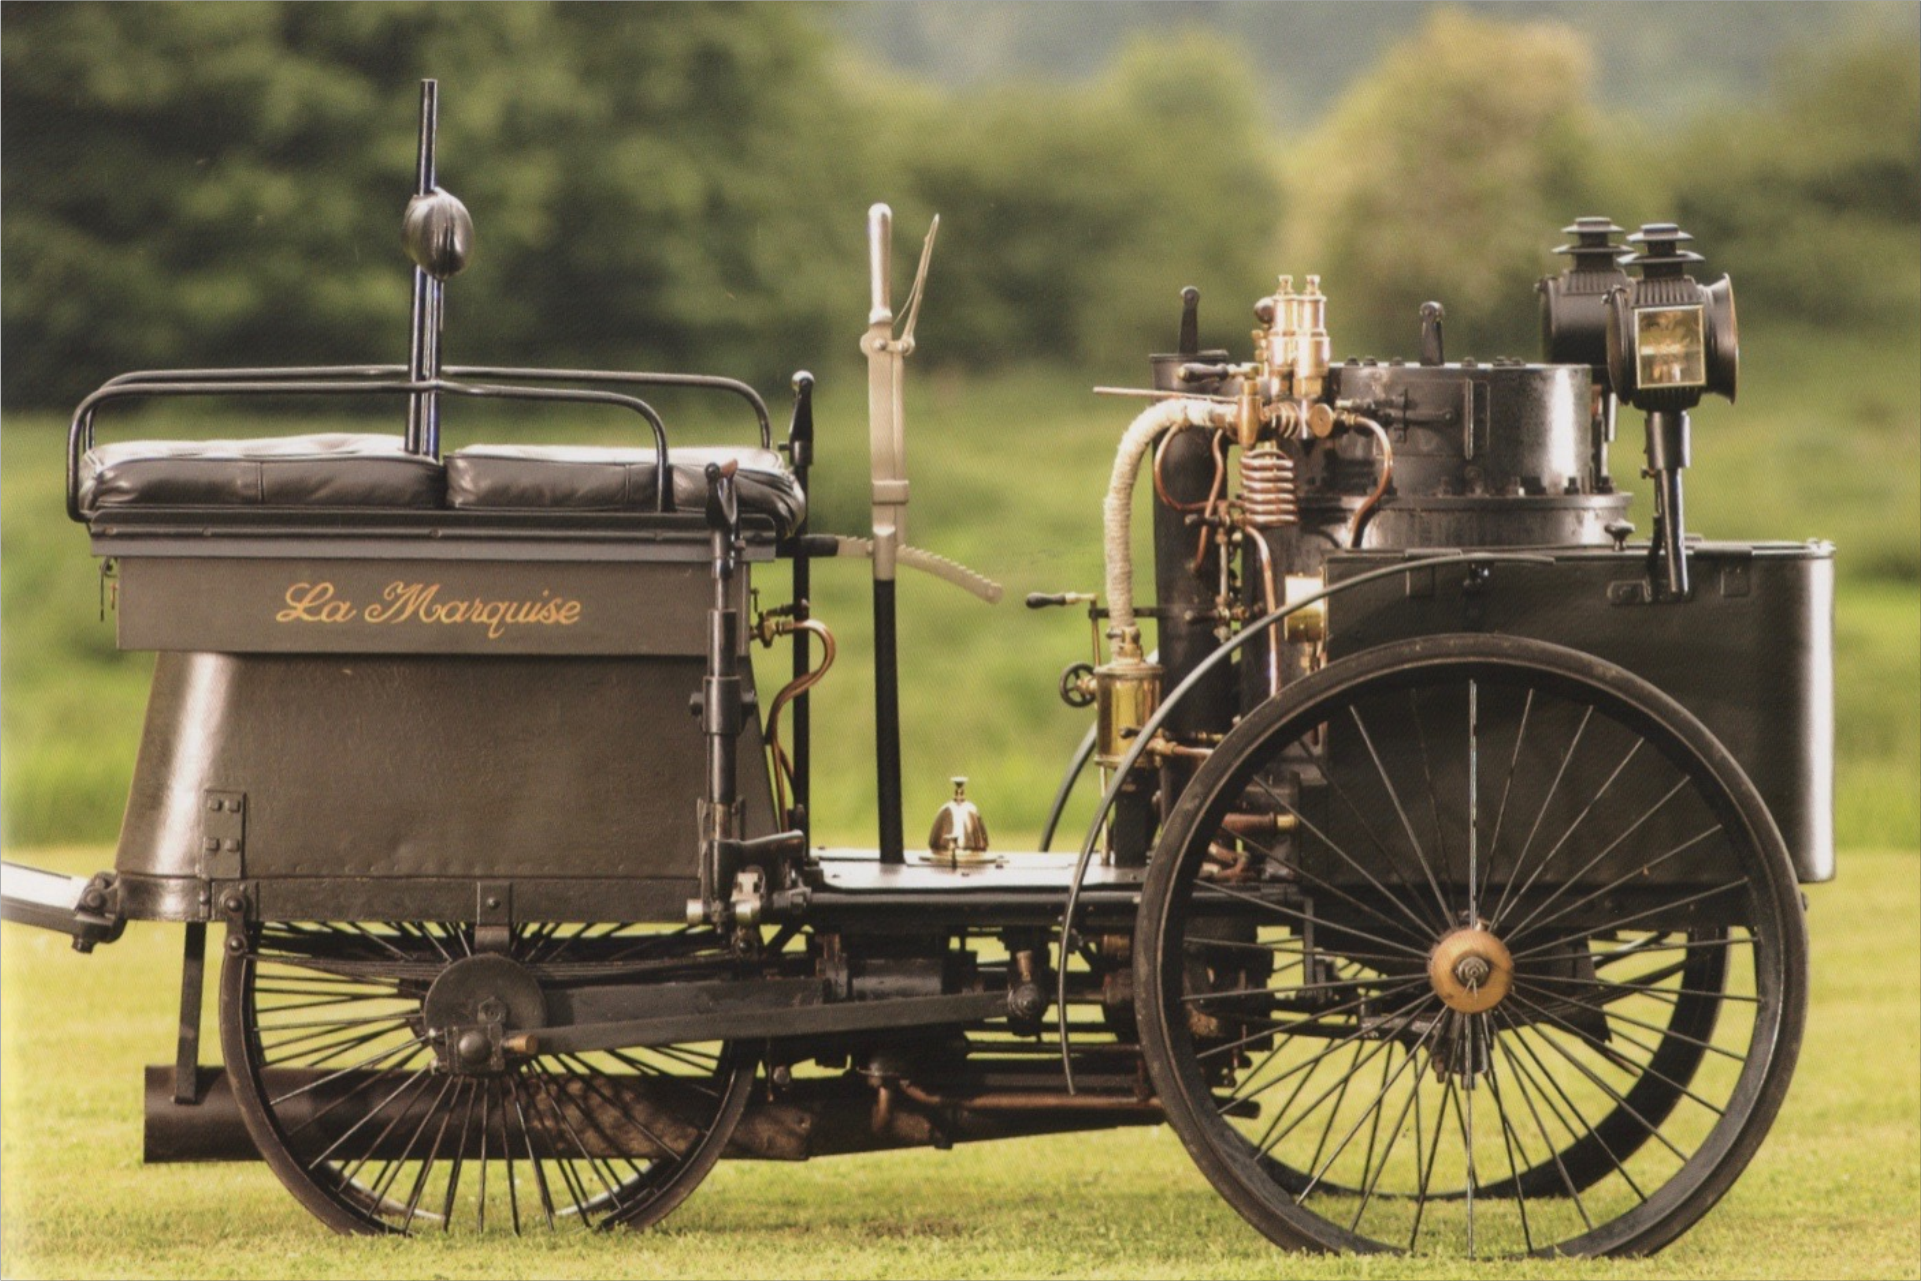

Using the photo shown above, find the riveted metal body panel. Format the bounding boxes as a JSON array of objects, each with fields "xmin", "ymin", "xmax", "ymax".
[{"xmin": 111, "ymin": 650, "xmax": 774, "ymax": 918}]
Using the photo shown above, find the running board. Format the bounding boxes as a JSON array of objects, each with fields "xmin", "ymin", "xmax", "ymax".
[{"xmin": 0, "ymin": 861, "xmax": 123, "ymax": 951}]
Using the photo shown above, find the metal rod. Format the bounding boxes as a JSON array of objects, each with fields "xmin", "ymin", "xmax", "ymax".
[
  {"xmin": 787, "ymin": 372, "xmax": 816, "ymax": 839},
  {"xmin": 174, "ymin": 922, "xmax": 207, "ymax": 1105},
  {"xmin": 405, "ymin": 80, "xmax": 438, "ymax": 454},
  {"xmin": 1646, "ymin": 408, "xmax": 1691, "ymax": 599},
  {"xmin": 1038, "ymin": 726, "xmax": 1098, "ymax": 852},
  {"xmin": 873, "ymin": 578, "xmax": 905, "ymax": 864},
  {"xmin": 865, "ymin": 205, "xmax": 906, "ymax": 864},
  {"xmin": 90, "ymin": 364, "xmax": 771, "ymax": 448}
]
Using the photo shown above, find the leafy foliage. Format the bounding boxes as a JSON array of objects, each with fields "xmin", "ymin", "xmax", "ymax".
[
  {"xmin": 871, "ymin": 34, "xmax": 1283, "ymax": 370},
  {"xmin": 1667, "ymin": 33, "xmax": 1921, "ymax": 328},
  {"xmin": 1, "ymin": 2, "xmax": 868, "ymax": 405},
  {"xmin": 1278, "ymin": 9, "xmax": 1649, "ymax": 360}
]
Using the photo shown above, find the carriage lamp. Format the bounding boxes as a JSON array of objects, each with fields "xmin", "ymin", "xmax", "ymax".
[
  {"xmin": 1539, "ymin": 219, "xmax": 1630, "ymax": 480},
  {"xmin": 1538, "ymin": 218, "xmax": 1628, "ymax": 373},
  {"xmin": 1603, "ymin": 223, "xmax": 1739, "ymax": 600}
]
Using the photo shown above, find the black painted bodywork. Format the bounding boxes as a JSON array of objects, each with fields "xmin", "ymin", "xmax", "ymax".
[
  {"xmin": 99, "ymin": 520, "xmax": 776, "ymax": 922},
  {"xmin": 1325, "ymin": 541, "xmax": 1834, "ymax": 883}
]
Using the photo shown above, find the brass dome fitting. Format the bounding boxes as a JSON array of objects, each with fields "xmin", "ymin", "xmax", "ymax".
[
  {"xmin": 1428, "ymin": 925, "xmax": 1514, "ymax": 1014},
  {"xmin": 928, "ymin": 776, "xmax": 992, "ymax": 866}
]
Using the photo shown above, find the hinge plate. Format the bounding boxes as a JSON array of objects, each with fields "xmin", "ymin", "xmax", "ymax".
[{"xmin": 201, "ymin": 791, "xmax": 246, "ymax": 880}]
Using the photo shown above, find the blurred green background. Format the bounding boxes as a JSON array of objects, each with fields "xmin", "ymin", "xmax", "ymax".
[
  {"xmin": 2, "ymin": 0, "xmax": 1916, "ymax": 855},
  {"xmin": 2, "ymin": 5, "xmax": 1917, "ymax": 1277}
]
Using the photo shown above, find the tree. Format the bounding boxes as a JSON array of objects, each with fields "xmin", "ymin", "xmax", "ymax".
[
  {"xmin": 876, "ymin": 32, "xmax": 1284, "ymax": 373},
  {"xmin": 1, "ymin": 3, "xmax": 868, "ymax": 407},
  {"xmin": 1279, "ymin": 9, "xmax": 1643, "ymax": 361},
  {"xmin": 1667, "ymin": 32, "xmax": 1921, "ymax": 328}
]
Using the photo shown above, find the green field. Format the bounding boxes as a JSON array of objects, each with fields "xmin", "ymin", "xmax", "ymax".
[
  {"xmin": 1, "ymin": 846, "xmax": 1913, "ymax": 1280},
  {"xmin": 5, "ymin": 321, "xmax": 1917, "ymax": 852},
  {"xmin": 2, "ymin": 324, "xmax": 1917, "ymax": 1276}
]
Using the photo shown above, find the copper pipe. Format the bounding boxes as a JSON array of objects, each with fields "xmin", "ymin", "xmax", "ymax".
[
  {"xmin": 765, "ymin": 619, "xmax": 837, "ymax": 822},
  {"xmin": 1151, "ymin": 427, "xmax": 1219, "ymax": 513},
  {"xmin": 1192, "ymin": 429, "xmax": 1230, "ymax": 575},
  {"xmin": 1151, "ymin": 427, "xmax": 1229, "ymax": 577},
  {"xmin": 1346, "ymin": 416, "xmax": 1395, "ymax": 549}
]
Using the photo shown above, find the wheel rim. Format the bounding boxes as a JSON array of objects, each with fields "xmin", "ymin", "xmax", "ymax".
[
  {"xmin": 221, "ymin": 921, "xmax": 753, "ymax": 1235},
  {"xmin": 1137, "ymin": 636, "xmax": 1805, "ymax": 1258}
]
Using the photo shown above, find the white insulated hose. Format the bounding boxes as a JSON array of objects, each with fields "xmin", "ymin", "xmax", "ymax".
[{"xmin": 1103, "ymin": 397, "xmax": 1231, "ymax": 639}]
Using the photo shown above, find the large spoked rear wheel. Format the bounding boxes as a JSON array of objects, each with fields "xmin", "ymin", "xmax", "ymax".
[
  {"xmin": 1136, "ymin": 634, "xmax": 1806, "ymax": 1257},
  {"xmin": 221, "ymin": 921, "xmax": 753, "ymax": 1235}
]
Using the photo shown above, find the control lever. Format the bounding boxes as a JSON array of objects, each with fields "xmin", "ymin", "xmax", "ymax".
[
  {"xmin": 704, "ymin": 459, "xmax": 741, "ymax": 536},
  {"xmin": 829, "ymin": 535, "xmax": 1002, "ymax": 604}
]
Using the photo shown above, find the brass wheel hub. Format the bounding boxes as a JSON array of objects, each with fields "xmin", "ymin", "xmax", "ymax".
[{"xmin": 1428, "ymin": 926, "xmax": 1513, "ymax": 1014}]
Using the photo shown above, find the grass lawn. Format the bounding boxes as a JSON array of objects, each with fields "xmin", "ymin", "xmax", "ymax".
[
  {"xmin": 1, "ymin": 331, "xmax": 1915, "ymax": 1276},
  {"xmin": 1, "ymin": 846, "xmax": 1914, "ymax": 1279}
]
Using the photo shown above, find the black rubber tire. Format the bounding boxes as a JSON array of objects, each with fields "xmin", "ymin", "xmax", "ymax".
[
  {"xmin": 1135, "ymin": 634, "xmax": 1807, "ymax": 1257},
  {"xmin": 220, "ymin": 921, "xmax": 753, "ymax": 1236}
]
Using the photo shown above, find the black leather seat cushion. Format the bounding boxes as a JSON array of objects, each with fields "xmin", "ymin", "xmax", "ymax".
[
  {"xmin": 446, "ymin": 444, "xmax": 805, "ymax": 536},
  {"xmin": 79, "ymin": 434, "xmax": 443, "ymax": 512}
]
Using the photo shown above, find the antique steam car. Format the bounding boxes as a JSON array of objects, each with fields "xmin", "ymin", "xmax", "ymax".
[{"xmin": 2, "ymin": 83, "xmax": 1831, "ymax": 1257}]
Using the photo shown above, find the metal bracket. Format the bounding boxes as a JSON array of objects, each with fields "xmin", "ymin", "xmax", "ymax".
[
  {"xmin": 1719, "ymin": 558, "xmax": 1751, "ymax": 598},
  {"xmin": 476, "ymin": 882, "xmax": 512, "ymax": 924},
  {"xmin": 201, "ymin": 791, "xmax": 246, "ymax": 880},
  {"xmin": 1608, "ymin": 579, "xmax": 1653, "ymax": 606},
  {"xmin": 173, "ymin": 923, "xmax": 208, "ymax": 1105}
]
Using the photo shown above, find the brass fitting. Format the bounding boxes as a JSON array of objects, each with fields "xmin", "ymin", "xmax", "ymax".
[
  {"xmin": 1429, "ymin": 926, "xmax": 1514, "ymax": 1014},
  {"xmin": 1273, "ymin": 274, "xmax": 1299, "ymax": 377},
  {"xmin": 1282, "ymin": 573, "xmax": 1327, "ymax": 644},
  {"xmin": 1235, "ymin": 380, "xmax": 1265, "ymax": 449},
  {"xmin": 1095, "ymin": 628, "xmax": 1163, "ymax": 770},
  {"xmin": 1294, "ymin": 275, "xmax": 1330, "ymax": 399},
  {"xmin": 928, "ymin": 777, "xmax": 993, "ymax": 866}
]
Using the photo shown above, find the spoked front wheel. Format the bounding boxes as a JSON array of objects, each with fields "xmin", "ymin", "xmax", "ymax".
[
  {"xmin": 221, "ymin": 920, "xmax": 754, "ymax": 1235},
  {"xmin": 1136, "ymin": 634, "xmax": 1806, "ymax": 1257}
]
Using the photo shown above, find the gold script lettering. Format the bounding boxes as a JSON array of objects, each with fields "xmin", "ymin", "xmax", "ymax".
[
  {"xmin": 278, "ymin": 579, "xmax": 584, "ymax": 636},
  {"xmin": 276, "ymin": 582, "xmax": 357, "ymax": 624},
  {"xmin": 362, "ymin": 581, "xmax": 431, "ymax": 624}
]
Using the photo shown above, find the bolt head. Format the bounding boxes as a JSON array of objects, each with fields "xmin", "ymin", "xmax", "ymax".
[
  {"xmin": 456, "ymin": 1029, "xmax": 492, "ymax": 1067},
  {"xmin": 226, "ymin": 936, "xmax": 246, "ymax": 954},
  {"xmin": 1454, "ymin": 955, "xmax": 1492, "ymax": 988},
  {"xmin": 223, "ymin": 895, "xmax": 244, "ymax": 913}
]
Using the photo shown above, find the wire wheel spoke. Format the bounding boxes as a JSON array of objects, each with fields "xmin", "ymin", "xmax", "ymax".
[
  {"xmin": 221, "ymin": 919, "xmax": 753, "ymax": 1235},
  {"xmin": 1136, "ymin": 637, "xmax": 1804, "ymax": 1259}
]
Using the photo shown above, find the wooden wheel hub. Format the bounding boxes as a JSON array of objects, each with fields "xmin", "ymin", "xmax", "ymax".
[{"xmin": 1428, "ymin": 926, "xmax": 1513, "ymax": 1014}]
